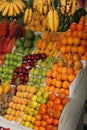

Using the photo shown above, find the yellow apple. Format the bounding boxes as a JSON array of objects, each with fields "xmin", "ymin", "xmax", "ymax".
[
  {"xmin": 22, "ymin": 114, "xmax": 27, "ymax": 121},
  {"xmin": 26, "ymin": 115, "xmax": 32, "ymax": 122}
]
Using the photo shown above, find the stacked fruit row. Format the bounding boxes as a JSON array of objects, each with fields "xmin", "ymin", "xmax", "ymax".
[
  {"xmin": 4, "ymin": 85, "xmax": 37, "ymax": 123},
  {"xmin": 0, "ymin": 0, "xmax": 26, "ymax": 17},
  {"xmin": 44, "ymin": 56, "xmax": 83, "ymax": 95},
  {"xmin": 28, "ymin": 57, "xmax": 54, "ymax": 88},
  {"xmin": 0, "ymin": 53, "xmax": 23, "ymax": 83},
  {"xmin": 60, "ymin": 15, "xmax": 87, "ymax": 61},
  {"xmin": 11, "ymin": 53, "xmax": 47, "ymax": 85},
  {"xmin": 0, "ymin": 20, "xmax": 24, "ymax": 65},
  {"xmin": 0, "ymin": 81, "xmax": 16, "ymax": 116}
]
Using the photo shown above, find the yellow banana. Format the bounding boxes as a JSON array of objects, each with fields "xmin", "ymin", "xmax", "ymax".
[
  {"xmin": 24, "ymin": 8, "xmax": 29, "ymax": 24},
  {"xmin": 47, "ymin": 8, "xmax": 54, "ymax": 32},
  {"xmin": 28, "ymin": 8, "xmax": 33, "ymax": 23},
  {"xmin": 0, "ymin": 0, "xmax": 6, "ymax": 6},
  {"xmin": 33, "ymin": 0, "xmax": 37, "ymax": 10},
  {"xmin": 0, "ymin": 1, "xmax": 8, "ymax": 12},
  {"xmin": 14, "ymin": 0, "xmax": 24, "ymax": 12},
  {"xmin": 71, "ymin": 0, "xmax": 77, "ymax": 14},
  {"xmin": 13, "ymin": 6, "xmax": 17, "ymax": 16},
  {"xmin": 8, "ymin": 3, "xmax": 14, "ymax": 16},
  {"xmin": 43, "ymin": 1, "xmax": 48, "ymax": 14},
  {"xmin": 18, "ymin": 0, "xmax": 26, "ymax": 8},
  {"xmin": 47, "ymin": 0, "xmax": 52, "ymax": 5},
  {"xmin": 60, "ymin": 0, "xmax": 66, "ymax": 6},
  {"xmin": 2, "ymin": 3, "xmax": 10, "ymax": 16},
  {"xmin": 37, "ymin": 0, "xmax": 44, "ymax": 15},
  {"xmin": 12, "ymin": 2, "xmax": 20, "ymax": 14},
  {"xmin": 53, "ymin": 8, "xmax": 59, "ymax": 32}
]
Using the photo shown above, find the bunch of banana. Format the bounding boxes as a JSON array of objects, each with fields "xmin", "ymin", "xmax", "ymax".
[
  {"xmin": 47, "ymin": 7, "xmax": 59, "ymax": 32},
  {"xmin": 33, "ymin": 0, "xmax": 52, "ymax": 15},
  {"xmin": 0, "ymin": 0, "xmax": 26, "ymax": 17},
  {"xmin": 23, "ymin": 8, "xmax": 33, "ymax": 24},
  {"xmin": 60, "ymin": 0, "xmax": 78, "ymax": 16}
]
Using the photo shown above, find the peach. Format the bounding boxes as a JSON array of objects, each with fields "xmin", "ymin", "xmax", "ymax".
[
  {"xmin": 20, "ymin": 105, "xmax": 26, "ymax": 111},
  {"xmin": 16, "ymin": 92, "xmax": 21, "ymax": 97},
  {"xmin": 9, "ymin": 102, "xmax": 14, "ymax": 108},
  {"xmin": 29, "ymin": 87, "xmax": 37, "ymax": 94},
  {"xmin": 17, "ymin": 85, "xmax": 22, "ymax": 91},
  {"xmin": 27, "ymin": 93, "xmax": 33, "ymax": 99},
  {"xmin": 21, "ymin": 85, "xmax": 26, "ymax": 92}
]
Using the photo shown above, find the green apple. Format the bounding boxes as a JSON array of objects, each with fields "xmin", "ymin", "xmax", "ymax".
[
  {"xmin": 5, "ymin": 53, "xmax": 10, "ymax": 59},
  {"xmin": 4, "ymin": 60, "xmax": 9, "ymax": 65},
  {"xmin": 17, "ymin": 61, "xmax": 22, "ymax": 67},
  {"xmin": 0, "ymin": 66, "xmax": 3, "ymax": 72},
  {"xmin": 31, "ymin": 95, "xmax": 37, "ymax": 101},
  {"xmin": 17, "ymin": 56, "xmax": 23, "ymax": 61},
  {"xmin": 29, "ymin": 76, "xmax": 34, "ymax": 82},
  {"xmin": 36, "ymin": 90, "xmax": 43, "ymax": 96},
  {"xmin": 33, "ymin": 110, "xmax": 38, "ymax": 115},
  {"xmin": 41, "ymin": 70, "xmax": 46, "ymax": 77},
  {"xmin": 40, "ymin": 61, "xmax": 47, "ymax": 68},
  {"xmin": 33, "ymin": 68, "xmax": 39, "ymax": 76},
  {"xmin": 41, "ymin": 77, "xmax": 46, "ymax": 84},
  {"xmin": 33, "ymin": 77, "xmax": 37, "ymax": 83},
  {"xmin": 24, "ymin": 107, "xmax": 30, "ymax": 114},
  {"xmin": 37, "ymin": 59, "xmax": 42, "ymax": 66},
  {"xmin": 7, "ymin": 75, "xmax": 12, "ymax": 80},
  {"xmin": 13, "ymin": 61, "xmax": 18, "ymax": 66},
  {"xmin": 9, "ymin": 69, "xmax": 14, "ymax": 74},
  {"xmin": 36, "ymin": 96, "xmax": 43, "ymax": 103},
  {"xmin": 29, "ymin": 68, "xmax": 35, "ymax": 75}
]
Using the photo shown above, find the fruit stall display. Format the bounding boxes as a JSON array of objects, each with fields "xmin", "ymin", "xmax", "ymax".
[{"xmin": 0, "ymin": 0, "xmax": 87, "ymax": 130}]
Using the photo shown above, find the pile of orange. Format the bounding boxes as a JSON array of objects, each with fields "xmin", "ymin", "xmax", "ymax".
[
  {"xmin": 60, "ymin": 16, "xmax": 87, "ymax": 61},
  {"xmin": 34, "ymin": 93, "xmax": 69, "ymax": 130},
  {"xmin": 44, "ymin": 56, "xmax": 83, "ymax": 96},
  {"xmin": 34, "ymin": 32, "xmax": 63, "ymax": 57}
]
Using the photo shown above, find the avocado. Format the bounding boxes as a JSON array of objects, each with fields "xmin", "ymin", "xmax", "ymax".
[
  {"xmin": 24, "ymin": 48, "xmax": 31, "ymax": 55},
  {"xmin": 15, "ymin": 38, "xmax": 23, "ymax": 47},
  {"xmin": 14, "ymin": 46, "xmax": 24, "ymax": 54},
  {"xmin": 24, "ymin": 29, "xmax": 35, "ymax": 40},
  {"xmin": 23, "ymin": 39, "xmax": 33, "ymax": 48}
]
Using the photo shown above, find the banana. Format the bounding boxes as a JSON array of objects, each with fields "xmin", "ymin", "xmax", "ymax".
[
  {"xmin": 47, "ymin": 8, "xmax": 54, "ymax": 32},
  {"xmin": 43, "ymin": 1, "xmax": 48, "ymax": 14},
  {"xmin": 13, "ymin": 6, "xmax": 17, "ymax": 16},
  {"xmin": 71, "ymin": 0, "xmax": 77, "ymax": 14},
  {"xmin": 0, "ymin": 0, "xmax": 6, "ymax": 6},
  {"xmin": 60, "ymin": 0, "xmax": 66, "ymax": 6},
  {"xmin": 2, "ymin": 3, "xmax": 10, "ymax": 16},
  {"xmin": 33, "ymin": 0, "xmax": 37, "ymax": 10},
  {"xmin": 18, "ymin": 0, "xmax": 26, "ymax": 8},
  {"xmin": 8, "ymin": 3, "xmax": 14, "ymax": 16},
  {"xmin": 37, "ymin": 0, "xmax": 44, "ymax": 15},
  {"xmin": 0, "ymin": 1, "xmax": 8, "ymax": 12},
  {"xmin": 47, "ymin": 0, "xmax": 52, "ymax": 5},
  {"xmin": 14, "ymin": 0, "xmax": 24, "ymax": 12},
  {"xmin": 28, "ymin": 8, "xmax": 33, "ymax": 24},
  {"xmin": 12, "ymin": 2, "xmax": 20, "ymax": 14},
  {"xmin": 53, "ymin": 8, "xmax": 59, "ymax": 32},
  {"xmin": 24, "ymin": 8, "xmax": 29, "ymax": 24}
]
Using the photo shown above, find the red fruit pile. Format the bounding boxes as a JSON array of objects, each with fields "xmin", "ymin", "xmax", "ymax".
[{"xmin": 34, "ymin": 92, "xmax": 69, "ymax": 130}]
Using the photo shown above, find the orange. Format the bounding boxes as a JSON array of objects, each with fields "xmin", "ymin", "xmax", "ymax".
[
  {"xmin": 73, "ymin": 37, "xmax": 81, "ymax": 45},
  {"xmin": 62, "ymin": 98, "xmax": 69, "ymax": 106},
  {"xmin": 61, "ymin": 36, "xmax": 67, "ymax": 45},
  {"xmin": 71, "ymin": 45, "xmax": 78, "ymax": 53},
  {"xmin": 70, "ymin": 22, "xmax": 77, "ymax": 31},
  {"xmin": 67, "ymin": 36, "xmax": 73, "ymax": 45},
  {"xmin": 51, "ymin": 71, "xmax": 58, "ymax": 78},
  {"xmin": 77, "ymin": 30, "xmax": 83, "ymax": 38},
  {"xmin": 65, "ymin": 45, "xmax": 72, "ymax": 53},
  {"xmin": 61, "ymin": 67, "xmax": 67, "ymax": 73},
  {"xmin": 55, "ymin": 80, "xmax": 62, "ymax": 88},
  {"xmin": 82, "ymin": 32, "xmax": 87, "ymax": 40},
  {"xmin": 67, "ymin": 67, "xmax": 74, "ymax": 74},
  {"xmin": 72, "ymin": 30, "xmax": 77, "ymax": 38},
  {"xmin": 84, "ymin": 24, "xmax": 87, "ymax": 32},
  {"xmin": 62, "ymin": 73, "xmax": 68, "ymax": 81},
  {"xmin": 46, "ymin": 78, "xmax": 52, "ymax": 86},
  {"xmin": 65, "ymin": 89, "xmax": 69, "ymax": 96},
  {"xmin": 81, "ymin": 39, "xmax": 87, "ymax": 46},
  {"xmin": 58, "ymin": 92, "xmax": 66, "ymax": 99},
  {"xmin": 68, "ymin": 74, "xmax": 75, "ymax": 82},
  {"xmin": 48, "ymin": 86, "xmax": 55, "ymax": 92},
  {"xmin": 65, "ymin": 29, "xmax": 72, "ymax": 37},
  {"xmin": 60, "ymin": 46, "xmax": 66, "ymax": 54},
  {"xmin": 77, "ymin": 23, "xmax": 84, "ymax": 30},
  {"xmin": 40, "ymin": 120, "xmax": 47, "ymax": 127},
  {"xmin": 56, "ymin": 74, "xmax": 62, "ymax": 81},
  {"xmin": 35, "ymin": 114, "xmax": 42, "ymax": 121},
  {"xmin": 52, "ymin": 64, "xmax": 58, "ymax": 71},
  {"xmin": 62, "ymin": 81, "xmax": 70, "ymax": 89},
  {"xmin": 51, "ymin": 79, "xmax": 56, "ymax": 86},
  {"xmin": 57, "ymin": 66, "xmax": 62, "ymax": 73},
  {"xmin": 54, "ymin": 98, "xmax": 61, "ymax": 104},
  {"xmin": 78, "ymin": 45, "xmax": 86, "ymax": 55}
]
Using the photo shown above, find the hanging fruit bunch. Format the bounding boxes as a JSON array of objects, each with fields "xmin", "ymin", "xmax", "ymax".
[
  {"xmin": 23, "ymin": 8, "xmax": 33, "ymax": 24},
  {"xmin": 33, "ymin": 0, "xmax": 52, "ymax": 15},
  {"xmin": 47, "ymin": 3, "xmax": 59, "ymax": 32},
  {"xmin": 60, "ymin": 0, "xmax": 78, "ymax": 16},
  {"xmin": 0, "ymin": 0, "xmax": 26, "ymax": 17}
]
